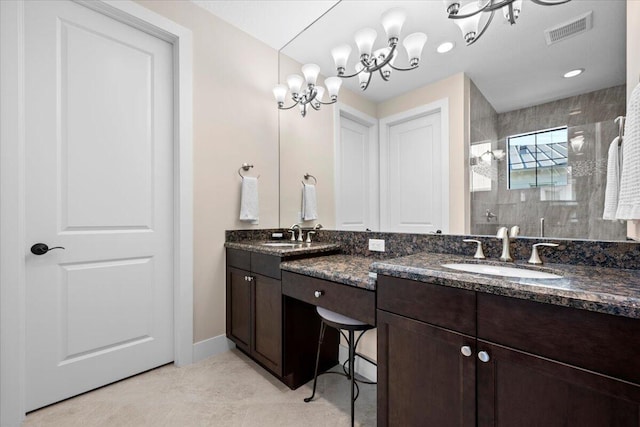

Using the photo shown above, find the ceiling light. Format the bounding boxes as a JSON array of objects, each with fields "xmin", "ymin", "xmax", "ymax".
[
  {"xmin": 445, "ymin": 0, "xmax": 572, "ymax": 46},
  {"xmin": 330, "ymin": 8, "xmax": 427, "ymax": 91},
  {"xmin": 436, "ymin": 42, "xmax": 455, "ymax": 53},
  {"xmin": 564, "ymin": 68, "xmax": 584, "ymax": 78}
]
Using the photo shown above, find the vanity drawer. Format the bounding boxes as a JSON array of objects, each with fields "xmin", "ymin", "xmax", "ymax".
[
  {"xmin": 227, "ymin": 248, "xmax": 250, "ymax": 270},
  {"xmin": 282, "ymin": 271, "xmax": 375, "ymax": 325},
  {"xmin": 477, "ymin": 293, "xmax": 640, "ymax": 385},
  {"xmin": 377, "ymin": 275, "xmax": 476, "ymax": 336}
]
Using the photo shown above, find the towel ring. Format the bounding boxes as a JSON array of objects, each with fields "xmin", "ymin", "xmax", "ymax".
[
  {"xmin": 302, "ymin": 173, "xmax": 317, "ymax": 185},
  {"xmin": 615, "ymin": 116, "xmax": 626, "ymax": 146},
  {"xmin": 238, "ymin": 163, "xmax": 259, "ymax": 179}
]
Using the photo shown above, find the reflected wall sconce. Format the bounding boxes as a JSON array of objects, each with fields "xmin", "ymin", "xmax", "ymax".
[
  {"xmin": 273, "ymin": 64, "xmax": 342, "ymax": 117},
  {"xmin": 443, "ymin": 0, "xmax": 572, "ymax": 46},
  {"xmin": 330, "ymin": 8, "xmax": 428, "ymax": 91},
  {"xmin": 479, "ymin": 149, "xmax": 506, "ymax": 163},
  {"xmin": 570, "ymin": 135, "xmax": 585, "ymax": 153}
]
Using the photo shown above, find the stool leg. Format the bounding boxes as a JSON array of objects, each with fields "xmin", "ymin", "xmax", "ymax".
[
  {"xmin": 304, "ymin": 321, "xmax": 326, "ymax": 403},
  {"xmin": 349, "ymin": 329, "xmax": 355, "ymax": 427}
]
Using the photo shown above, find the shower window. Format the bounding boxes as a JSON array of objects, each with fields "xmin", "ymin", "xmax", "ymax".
[{"xmin": 507, "ymin": 126, "xmax": 568, "ymax": 189}]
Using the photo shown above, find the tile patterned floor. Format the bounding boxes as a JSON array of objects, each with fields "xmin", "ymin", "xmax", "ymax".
[{"xmin": 23, "ymin": 349, "xmax": 376, "ymax": 427}]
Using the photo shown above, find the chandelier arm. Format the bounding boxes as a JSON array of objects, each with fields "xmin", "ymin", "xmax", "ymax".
[
  {"xmin": 310, "ymin": 103, "xmax": 321, "ymax": 111},
  {"xmin": 278, "ymin": 100, "xmax": 300, "ymax": 111},
  {"xmin": 506, "ymin": 3, "xmax": 515, "ymax": 25},
  {"xmin": 389, "ymin": 63, "xmax": 418, "ymax": 72},
  {"xmin": 448, "ymin": 0, "xmax": 516, "ymax": 19},
  {"xmin": 466, "ymin": 9, "xmax": 495, "ymax": 45},
  {"xmin": 339, "ymin": 67, "xmax": 367, "ymax": 79},
  {"xmin": 378, "ymin": 68, "xmax": 390, "ymax": 82},
  {"xmin": 317, "ymin": 99, "xmax": 338, "ymax": 106},
  {"xmin": 530, "ymin": 0, "xmax": 571, "ymax": 5}
]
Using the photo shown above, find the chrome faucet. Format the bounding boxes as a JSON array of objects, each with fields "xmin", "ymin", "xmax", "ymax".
[
  {"xmin": 306, "ymin": 231, "xmax": 316, "ymax": 243},
  {"xmin": 289, "ymin": 224, "xmax": 303, "ymax": 242},
  {"xmin": 313, "ymin": 223, "xmax": 323, "ymax": 230},
  {"xmin": 497, "ymin": 225, "xmax": 519, "ymax": 262}
]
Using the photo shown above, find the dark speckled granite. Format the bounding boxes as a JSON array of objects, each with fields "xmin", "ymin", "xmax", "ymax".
[
  {"xmin": 224, "ymin": 240, "xmax": 340, "ymax": 257},
  {"xmin": 280, "ymin": 255, "xmax": 376, "ymax": 290},
  {"xmin": 228, "ymin": 229, "xmax": 640, "ymax": 269},
  {"xmin": 372, "ymin": 253, "xmax": 640, "ymax": 319}
]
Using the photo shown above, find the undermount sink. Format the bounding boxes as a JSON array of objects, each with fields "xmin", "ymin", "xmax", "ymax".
[
  {"xmin": 261, "ymin": 242, "xmax": 302, "ymax": 247},
  {"xmin": 442, "ymin": 263, "xmax": 562, "ymax": 279}
]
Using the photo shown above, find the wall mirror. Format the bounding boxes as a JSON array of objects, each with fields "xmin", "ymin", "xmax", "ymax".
[{"xmin": 278, "ymin": 0, "xmax": 627, "ymax": 241}]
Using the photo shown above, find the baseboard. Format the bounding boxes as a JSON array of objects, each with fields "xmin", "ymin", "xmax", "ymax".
[
  {"xmin": 338, "ymin": 345, "xmax": 377, "ymax": 382},
  {"xmin": 192, "ymin": 334, "xmax": 236, "ymax": 363}
]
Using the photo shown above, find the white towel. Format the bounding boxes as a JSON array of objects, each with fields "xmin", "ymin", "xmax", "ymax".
[
  {"xmin": 603, "ymin": 136, "xmax": 622, "ymax": 220},
  {"xmin": 301, "ymin": 183, "xmax": 318, "ymax": 221},
  {"xmin": 239, "ymin": 176, "xmax": 259, "ymax": 222},
  {"xmin": 616, "ymin": 83, "xmax": 640, "ymax": 219}
]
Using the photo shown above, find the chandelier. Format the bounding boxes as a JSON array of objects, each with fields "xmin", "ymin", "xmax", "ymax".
[
  {"xmin": 444, "ymin": 0, "xmax": 572, "ymax": 46},
  {"xmin": 272, "ymin": 64, "xmax": 342, "ymax": 117},
  {"xmin": 330, "ymin": 8, "xmax": 427, "ymax": 91}
]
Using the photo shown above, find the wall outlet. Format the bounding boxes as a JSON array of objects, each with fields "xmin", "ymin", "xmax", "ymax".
[{"xmin": 369, "ymin": 238, "xmax": 385, "ymax": 252}]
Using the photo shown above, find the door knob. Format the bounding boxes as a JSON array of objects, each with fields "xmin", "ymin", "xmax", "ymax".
[{"xmin": 30, "ymin": 243, "xmax": 65, "ymax": 255}]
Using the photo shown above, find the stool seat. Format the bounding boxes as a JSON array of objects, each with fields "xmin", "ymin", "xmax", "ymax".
[{"xmin": 316, "ymin": 306, "xmax": 369, "ymax": 327}]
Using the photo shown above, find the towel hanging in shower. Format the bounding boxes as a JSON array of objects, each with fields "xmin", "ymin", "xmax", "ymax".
[
  {"xmin": 616, "ymin": 83, "xmax": 640, "ymax": 219},
  {"xmin": 603, "ymin": 136, "xmax": 622, "ymax": 220}
]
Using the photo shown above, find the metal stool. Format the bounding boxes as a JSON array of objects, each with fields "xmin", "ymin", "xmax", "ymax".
[{"xmin": 304, "ymin": 306, "xmax": 376, "ymax": 427}]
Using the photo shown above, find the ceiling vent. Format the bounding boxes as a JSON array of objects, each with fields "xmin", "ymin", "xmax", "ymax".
[{"xmin": 544, "ymin": 11, "xmax": 593, "ymax": 46}]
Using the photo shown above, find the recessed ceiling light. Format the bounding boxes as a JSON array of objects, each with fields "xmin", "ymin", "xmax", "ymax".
[
  {"xmin": 437, "ymin": 42, "xmax": 455, "ymax": 54},
  {"xmin": 563, "ymin": 68, "xmax": 584, "ymax": 78}
]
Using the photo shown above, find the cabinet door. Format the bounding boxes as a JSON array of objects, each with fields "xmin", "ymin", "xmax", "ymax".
[
  {"xmin": 251, "ymin": 274, "xmax": 282, "ymax": 376},
  {"xmin": 377, "ymin": 310, "xmax": 476, "ymax": 427},
  {"xmin": 477, "ymin": 340, "xmax": 640, "ymax": 427},
  {"xmin": 226, "ymin": 266, "xmax": 251, "ymax": 353}
]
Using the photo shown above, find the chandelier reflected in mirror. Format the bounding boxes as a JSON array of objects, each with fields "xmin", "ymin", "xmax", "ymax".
[
  {"xmin": 330, "ymin": 8, "xmax": 428, "ymax": 91},
  {"xmin": 444, "ymin": 0, "xmax": 572, "ymax": 46}
]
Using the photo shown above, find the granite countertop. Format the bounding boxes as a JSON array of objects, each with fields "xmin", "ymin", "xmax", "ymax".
[
  {"xmin": 372, "ymin": 252, "xmax": 640, "ymax": 319},
  {"xmin": 224, "ymin": 240, "xmax": 340, "ymax": 257},
  {"xmin": 280, "ymin": 254, "xmax": 376, "ymax": 290}
]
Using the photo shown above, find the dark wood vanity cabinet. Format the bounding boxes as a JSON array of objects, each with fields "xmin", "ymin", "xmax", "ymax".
[
  {"xmin": 226, "ymin": 248, "xmax": 282, "ymax": 376},
  {"xmin": 377, "ymin": 275, "xmax": 640, "ymax": 427}
]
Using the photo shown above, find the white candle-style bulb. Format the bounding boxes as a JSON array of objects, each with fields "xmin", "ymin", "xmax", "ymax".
[
  {"xmin": 355, "ymin": 63, "xmax": 369, "ymax": 89},
  {"xmin": 454, "ymin": 3, "xmax": 482, "ymax": 43},
  {"xmin": 324, "ymin": 76, "xmax": 342, "ymax": 100},
  {"xmin": 381, "ymin": 8, "xmax": 406, "ymax": 42},
  {"xmin": 402, "ymin": 32, "xmax": 427, "ymax": 66},
  {"xmin": 286, "ymin": 74, "xmax": 304, "ymax": 96},
  {"xmin": 331, "ymin": 44, "xmax": 352, "ymax": 72},
  {"xmin": 272, "ymin": 84, "xmax": 288, "ymax": 104},
  {"xmin": 354, "ymin": 28, "xmax": 377, "ymax": 58},
  {"xmin": 301, "ymin": 63, "xmax": 321, "ymax": 86}
]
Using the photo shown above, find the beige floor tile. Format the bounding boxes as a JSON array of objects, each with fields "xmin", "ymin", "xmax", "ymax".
[{"xmin": 23, "ymin": 349, "xmax": 376, "ymax": 427}]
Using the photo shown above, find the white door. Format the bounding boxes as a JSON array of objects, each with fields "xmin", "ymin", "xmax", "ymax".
[
  {"xmin": 25, "ymin": 0, "xmax": 174, "ymax": 411},
  {"xmin": 336, "ymin": 115, "xmax": 377, "ymax": 231},
  {"xmin": 382, "ymin": 111, "xmax": 445, "ymax": 233}
]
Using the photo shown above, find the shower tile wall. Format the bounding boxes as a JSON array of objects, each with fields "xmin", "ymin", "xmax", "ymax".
[{"xmin": 470, "ymin": 83, "xmax": 626, "ymax": 240}]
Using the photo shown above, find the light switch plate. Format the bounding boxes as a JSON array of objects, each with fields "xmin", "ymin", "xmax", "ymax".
[{"xmin": 369, "ymin": 238, "xmax": 385, "ymax": 252}]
